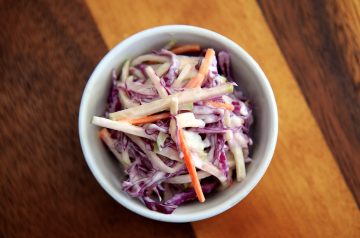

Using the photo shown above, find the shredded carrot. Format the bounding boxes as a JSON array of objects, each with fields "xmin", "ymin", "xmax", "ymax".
[
  {"xmin": 205, "ymin": 101, "xmax": 234, "ymax": 111},
  {"xmin": 198, "ymin": 49, "xmax": 216, "ymax": 76},
  {"xmin": 178, "ymin": 129, "xmax": 205, "ymax": 202},
  {"xmin": 171, "ymin": 44, "xmax": 201, "ymax": 54},
  {"xmin": 185, "ymin": 48, "xmax": 215, "ymax": 88},
  {"xmin": 99, "ymin": 128, "xmax": 110, "ymax": 138},
  {"xmin": 185, "ymin": 73, "xmax": 204, "ymax": 88},
  {"xmin": 118, "ymin": 112, "xmax": 170, "ymax": 125}
]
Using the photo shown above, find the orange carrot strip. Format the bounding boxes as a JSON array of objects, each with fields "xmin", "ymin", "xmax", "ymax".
[
  {"xmin": 118, "ymin": 112, "xmax": 170, "ymax": 125},
  {"xmin": 205, "ymin": 101, "xmax": 235, "ymax": 111},
  {"xmin": 185, "ymin": 73, "xmax": 204, "ymax": 88},
  {"xmin": 171, "ymin": 44, "xmax": 201, "ymax": 54},
  {"xmin": 178, "ymin": 129, "xmax": 205, "ymax": 202},
  {"xmin": 198, "ymin": 49, "xmax": 215, "ymax": 76},
  {"xmin": 99, "ymin": 128, "xmax": 110, "ymax": 138},
  {"xmin": 185, "ymin": 48, "xmax": 215, "ymax": 88}
]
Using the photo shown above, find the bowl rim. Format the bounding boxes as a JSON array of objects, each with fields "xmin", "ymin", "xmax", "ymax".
[{"xmin": 79, "ymin": 25, "xmax": 278, "ymax": 222}]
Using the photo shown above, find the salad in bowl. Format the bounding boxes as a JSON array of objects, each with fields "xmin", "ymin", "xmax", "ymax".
[{"xmin": 91, "ymin": 43, "xmax": 253, "ymax": 214}]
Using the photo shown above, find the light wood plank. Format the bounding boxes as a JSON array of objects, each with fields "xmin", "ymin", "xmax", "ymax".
[{"xmin": 86, "ymin": 0, "xmax": 360, "ymax": 237}]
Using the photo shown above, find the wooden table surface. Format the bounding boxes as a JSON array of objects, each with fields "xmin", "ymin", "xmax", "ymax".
[{"xmin": 1, "ymin": 0, "xmax": 359, "ymax": 237}]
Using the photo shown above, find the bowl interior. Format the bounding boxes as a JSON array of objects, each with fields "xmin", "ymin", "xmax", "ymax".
[{"xmin": 79, "ymin": 26, "xmax": 277, "ymax": 222}]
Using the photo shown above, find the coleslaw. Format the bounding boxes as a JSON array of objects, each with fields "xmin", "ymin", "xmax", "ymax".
[{"xmin": 92, "ymin": 43, "xmax": 253, "ymax": 214}]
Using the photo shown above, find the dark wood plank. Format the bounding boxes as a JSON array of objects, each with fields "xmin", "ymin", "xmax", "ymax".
[
  {"xmin": 0, "ymin": 0, "xmax": 195, "ymax": 237},
  {"xmin": 258, "ymin": 0, "xmax": 360, "ymax": 206}
]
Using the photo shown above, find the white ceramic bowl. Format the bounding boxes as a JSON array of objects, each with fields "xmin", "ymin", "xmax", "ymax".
[{"xmin": 79, "ymin": 25, "xmax": 278, "ymax": 222}]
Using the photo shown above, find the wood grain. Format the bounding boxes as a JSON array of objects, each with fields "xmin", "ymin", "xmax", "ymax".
[
  {"xmin": 0, "ymin": 0, "xmax": 194, "ymax": 237},
  {"xmin": 86, "ymin": 0, "xmax": 360, "ymax": 237},
  {"xmin": 258, "ymin": 0, "xmax": 360, "ymax": 206}
]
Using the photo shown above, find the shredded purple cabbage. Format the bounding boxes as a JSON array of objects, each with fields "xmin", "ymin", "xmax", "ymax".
[
  {"xmin": 164, "ymin": 179, "xmax": 218, "ymax": 206},
  {"xmin": 154, "ymin": 49, "xmax": 179, "ymax": 86},
  {"xmin": 106, "ymin": 69, "xmax": 122, "ymax": 115},
  {"xmin": 218, "ymin": 51, "xmax": 231, "ymax": 79},
  {"xmin": 141, "ymin": 179, "xmax": 219, "ymax": 214}
]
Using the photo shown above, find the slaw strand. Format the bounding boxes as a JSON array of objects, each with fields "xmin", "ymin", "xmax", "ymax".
[
  {"xmin": 109, "ymin": 83, "xmax": 234, "ymax": 120},
  {"xmin": 224, "ymin": 111, "xmax": 246, "ymax": 181},
  {"xmin": 191, "ymin": 153, "xmax": 227, "ymax": 182},
  {"xmin": 230, "ymin": 132, "xmax": 246, "ymax": 181},
  {"xmin": 205, "ymin": 101, "xmax": 235, "ymax": 111},
  {"xmin": 163, "ymin": 39, "xmax": 176, "ymax": 50},
  {"xmin": 170, "ymin": 97, "xmax": 179, "ymax": 115},
  {"xmin": 155, "ymin": 147, "xmax": 181, "ymax": 161},
  {"xmin": 186, "ymin": 48, "xmax": 215, "ymax": 88},
  {"xmin": 119, "ymin": 112, "xmax": 170, "ymax": 125},
  {"xmin": 119, "ymin": 90, "xmax": 140, "ymax": 109},
  {"xmin": 166, "ymin": 171, "xmax": 210, "ymax": 184},
  {"xmin": 98, "ymin": 128, "xmax": 130, "ymax": 168},
  {"xmin": 131, "ymin": 54, "xmax": 169, "ymax": 66},
  {"xmin": 92, "ymin": 116, "xmax": 155, "ymax": 140},
  {"xmin": 176, "ymin": 112, "xmax": 205, "ymax": 128},
  {"xmin": 171, "ymin": 44, "xmax": 201, "ymax": 54},
  {"xmin": 155, "ymin": 62, "xmax": 171, "ymax": 77},
  {"xmin": 127, "ymin": 134, "xmax": 181, "ymax": 174},
  {"xmin": 178, "ymin": 129, "xmax": 205, "ymax": 202},
  {"xmin": 145, "ymin": 66, "xmax": 168, "ymax": 98},
  {"xmin": 121, "ymin": 60, "xmax": 130, "ymax": 82},
  {"xmin": 169, "ymin": 97, "xmax": 179, "ymax": 143},
  {"xmin": 228, "ymin": 138, "xmax": 246, "ymax": 181},
  {"xmin": 173, "ymin": 64, "xmax": 191, "ymax": 87},
  {"xmin": 166, "ymin": 159, "xmax": 236, "ymax": 184}
]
